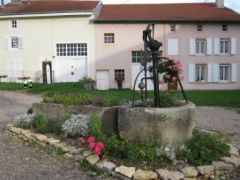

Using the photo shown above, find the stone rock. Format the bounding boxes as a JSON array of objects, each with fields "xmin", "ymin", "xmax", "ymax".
[
  {"xmin": 181, "ymin": 166, "xmax": 198, "ymax": 177},
  {"xmin": 68, "ymin": 147, "xmax": 83, "ymax": 154},
  {"xmin": 229, "ymin": 144, "xmax": 239, "ymax": 157},
  {"xmin": 5, "ymin": 123, "xmax": 14, "ymax": 129},
  {"xmin": 156, "ymin": 169, "xmax": 184, "ymax": 180},
  {"xmin": 133, "ymin": 169, "xmax": 158, "ymax": 180},
  {"xmin": 112, "ymin": 171, "xmax": 131, "ymax": 180},
  {"xmin": 64, "ymin": 153, "xmax": 74, "ymax": 159},
  {"xmin": 46, "ymin": 138, "xmax": 60, "ymax": 145},
  {"xmin": 9, "ymin": 127, "xmax": 23, "ymax": 135},
  {"xmin": 54, "ymin": 142, "xmax": 69, "ymax": 152},
  {"xmin": 86, "ymin": 155, "xmax": 100, "ymax": 165},
  {"xmin": 96, "ymin": 160, "xmax": 116, "ymax": 174},
  {"xmin": 73, "ymin": 154, "xmax": 84, "ymax": 161},
  {"xmin": 115, "ymin": 165, "xmax": 136, "ymax": 178},
  {"xmin": 221, "ymin": 156, "xmax": 240, "ymax": 167},
  {"xmin": 83, "ymin": 150, "xmax": 92, "ymax": 157},
  {"xmin": 212, "ymin": 161, "xmax": 234, "ymax": 171},
  {"xmin": 184, "ymin": 178, "xmax": 197, "ymax": 180},
  {"xmin": 21, "ymin": 130, "xmax": 33, "ymax": 139},
  {"xmin": 196, "ymin": 165, "xmax": 215, "ymax": 175},
  {"xmin": 31, "ymin": 133, "xmax": 48, "ymax": 142}
]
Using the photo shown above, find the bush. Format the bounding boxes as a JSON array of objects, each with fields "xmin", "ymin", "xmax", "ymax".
[
  {"xmin": 13, "ymin": 114, "xmax": 35, "ymax": 129},
  {"xmin": 79, "ymin": 76, "xmax": 96, "ymax": 87},
  {"xmin": 33, "ymin": 114, "xmax": 49, "ymax": 134},
  {"xmin": 185, "ymin": 129, "xmax": 230, "ymax": 166},
  {"xmin": 89, "ymin": 115, "xmax": 157, "ymax": 162},
  {"xmin": 62, "ymin": 114, "xmax": 89, "ymax": 137}
]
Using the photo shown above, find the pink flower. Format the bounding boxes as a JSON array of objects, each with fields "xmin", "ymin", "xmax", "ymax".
[
  {"xmin": 171, "ymin": 77, "xmax": 177, "ymax": 81},
  {"xmin": 88, "ymin": 136, "xmax": 95, "ymax": 144},
  {"xmin": 168, "ymin": 66, "xmax": 173, "ymax": 69},
  {"xmin": 94, "ymin": 142, "xmax": 104, "ymax": 156},
  {"xmin": 78, "ymin": 137, "xmax": 85, "ymax": 147},
  {"xmin": 159, "ymin": 80, "xmax": 165, "ymax": 85},
  {"xmin": 180, "ymin": 76, "xmax": 185, "ymax": 81},
  {"xmin": 88, "ymin": 142, "xmax": 95, "ymax": 150}
]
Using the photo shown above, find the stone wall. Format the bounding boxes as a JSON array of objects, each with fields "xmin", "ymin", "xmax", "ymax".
[{"xmin": 118, "ymin": 103, "xmax": 196, "ymax": 145}]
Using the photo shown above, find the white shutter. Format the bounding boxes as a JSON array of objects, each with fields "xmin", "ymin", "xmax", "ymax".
[
  {"xmin": 231, "ymin": 38, "xmax": 237, "ymax": 55},
  {"xmin": 207, "ymin": 38, "xmax": 213, "ymax": 55},
  {"xmin": 212, "ymin": 63, "xmax": 219, "ymax": 82},
  {"xmin": 168, "ymin": 39, "xmax": 179, "ymax": 55},
  {"xmin": 214, "ymin": 38, "xmax": 220, "ymax": 55},
  {"xmin": 189, "ymin": 38, "xmax": 195, "ymax": 55},
  {"xmin": 188, "ymin": 64, "xmax": 195, "ymax": 82},
  {"xmin": 3, "ymin": 37, "xmax": 9, "ymax": 50},
  {"xmin": 231, "ymin": 63, "xmax": 238, "ymax": 82},
  {"xmin": 19, "ymin": 37, "xmax": 23, "ymax": 49},
  {"xmin": 207, "ymin": 63, "xmax": 213, "ymax": 82}
]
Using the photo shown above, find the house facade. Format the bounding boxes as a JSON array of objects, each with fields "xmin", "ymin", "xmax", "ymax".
[
  {"xmin": 94, "ymin": 1, "xmax": 240, "ymax": 90},
  {"xmin": 0, "ymin": 0, "xmax": 100, "ymax": 83}
]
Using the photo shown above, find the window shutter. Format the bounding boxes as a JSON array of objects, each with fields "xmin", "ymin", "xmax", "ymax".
[
  {"xmin": 214, "ymin": 38, "xmax": 220, "ymax": 55},
  {"xmin": 207, "ymin": 63, "xmax": 213, "ymax": 82},
  {"xmin": 19, "ymin": 37, "xmax": 23, "ymax": 49},
  {"xmin": 212, "ymin": 63, "xmax": 219, "ymax": 82},
  {"xmin": 231, "ymin": 63, "xmax": 238, "ymax": 82},
  {"xmin": 168, "ymin": 39, "xmax": 179, "ymax": 55},
  {"xmin": 207, "ymin": 38, "xmax": 213, "ymax": 55},
  {"xmin": 188, "ymin": 64, "xmax": 195, "ymax": 82},
  {"xmin": 3, "ymin": 37, "xmax": 9, "ymax": 50},
  {"xmin": 231, "ymin": 38, "xmax": 237, "ymax": 55},
  {"xmin": 189, "ymin": 38, "xmax": 195, "ymax": 55}
]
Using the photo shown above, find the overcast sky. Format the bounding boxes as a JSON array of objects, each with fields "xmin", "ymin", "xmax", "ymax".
[{"xmin": 3, "ymin": 0, "xmax": 240, "ymax": 13}]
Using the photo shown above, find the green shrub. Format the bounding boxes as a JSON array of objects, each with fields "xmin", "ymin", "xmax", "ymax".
[
  {"xmin": 14, "ymin": 114, "xmax": 35, "ymax": 129},
  {"xmin": 159, "ymin": 91, "xmax": 179, "ymax": 107},
  {"xmin": 79, "ymin": 76, "xmax": 96, "ymax": 87},
  {"xmin": 33, "ymin": 114, "xmax": 49, "ymax": 134},
  {"xmin": 27, "ymin": 107, "xmax": 33, "ymax": 115},
  {"xmin": 89, "ymin": 115, "xmax": 157, "ymax": 162},
  {"xmin": 185, "ymin": 130, "xmax": 230, "ymax": 166}
]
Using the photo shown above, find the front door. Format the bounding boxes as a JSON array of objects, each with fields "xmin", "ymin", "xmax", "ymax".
[
  {"xmin": 96, "ymin": 71, "xmax": 109, "ymax": 90},
  {"xmin": 42, "ymin": 61, "xmax": 52, "ymax": 83}
]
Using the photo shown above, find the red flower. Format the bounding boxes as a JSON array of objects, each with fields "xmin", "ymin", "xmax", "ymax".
[
  {"xmin": 88, "ymin": 142, "xmax": 96, "ymax": 150},
  {"xmin": 77, "ymin": 137, "xmax": 85, "ymax": 147},
  {"xmin": 88, "ymin": 136, "xmax": 95, "ymax": 144}
]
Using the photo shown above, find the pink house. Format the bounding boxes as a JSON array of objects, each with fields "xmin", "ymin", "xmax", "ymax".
[{"xmin": 94, "ymin": 0, "xmax": 240, "ymax": 90}]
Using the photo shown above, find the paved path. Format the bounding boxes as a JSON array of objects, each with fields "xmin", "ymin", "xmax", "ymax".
[{"xmin": 0, "ymin": 91, "xmax": 95, "ymax": 180}]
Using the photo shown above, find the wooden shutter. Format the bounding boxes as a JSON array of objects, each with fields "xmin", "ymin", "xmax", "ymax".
[
  {"xmin": 212, "ymin": 63, "xmax": 219, "ymax": 82},
  {"xmin": 214, "ymin": 38, "xmax": 220, "ymax": 55},
  {"xmin": 231, "ymin": 63, "xmax": 238, "ymax": 82},
  {"xmin": 207, "ymin": 63, "xmax": 213, "ymax": 82},
  {"xmin": 231, "ymin": 38, "xmax": 237, "ymax": 55},
  {"xmin": 188, "ymin": 64, "xmax": 195, "ymax": 82},
  {"xmin": 189, "ymin": 38, "xmax": 195, "ymax": 55},
  {"xmin": 168, "ymin": 39, "xmax": 179, "ymax": 55},
  {"xmin": 207, "ymin": 38, "xmax": 213, "ymax": 55}
]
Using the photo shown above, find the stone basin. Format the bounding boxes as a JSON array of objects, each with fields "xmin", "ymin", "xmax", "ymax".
[{"xmin": 118, "ymin": 103, "xmax": 196, "ymax": 145}]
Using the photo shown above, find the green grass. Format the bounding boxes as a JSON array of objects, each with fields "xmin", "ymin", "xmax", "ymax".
[{"xmin": 0, "ymin": 82, "xmax": 239, "ymax": 108}]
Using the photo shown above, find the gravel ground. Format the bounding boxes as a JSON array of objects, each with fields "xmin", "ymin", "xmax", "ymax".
[{"xmin": 196, "ymin": 106, "xmax": 240, "ymax": 150}]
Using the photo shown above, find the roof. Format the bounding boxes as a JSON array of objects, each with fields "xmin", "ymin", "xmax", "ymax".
[
  {"xmin": 95, "ymin": 3, "xmax": 240, "ymax": 23},
  {"xmin": 0, "ymin": 1, "xmax": 99, "ymax": 16}
]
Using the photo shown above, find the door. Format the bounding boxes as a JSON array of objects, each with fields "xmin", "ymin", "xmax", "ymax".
[
  {"xmin": 96, "ymin": 71, "xmax": 109, "ymax": 90},
  {"xmin": 42, "ymin": 61, "xmax": 52, "ymax": 83}
]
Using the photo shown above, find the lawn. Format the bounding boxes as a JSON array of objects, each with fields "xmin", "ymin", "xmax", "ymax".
[{"xmin": 0, "ymin": 82, "xmax": 239, "ymax": 108}]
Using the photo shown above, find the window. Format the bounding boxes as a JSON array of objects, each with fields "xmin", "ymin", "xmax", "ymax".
[
  {"xmin": 56, "ymin": 43, "xmax": 87, "ymax": 56},
  {"xmin": 219, "ymin": 64, "xmax": 230, "ymax": 81},
  {"xmin": 11, "ymin": 20, "xmax": 17, "ymax": 29},
  {"xmin": 220, "ymin": 39, "xmax": 230, "ymax": 54},
  {"xmin": 170, "ymin": 24, "xmax": 176, "ymax": 32},
  {"xmin": 195, "ymin": 64, "xmax": 206, "ymax": 82},
  {"xmin": 222, "ymin": 24, "xmax": 228, "ymax": 31},
  {"xmin": 132, "ymin": 51, "xmax": 143, "ymax": 63},
  {"xmin": 104, "ymin": 33, "xmax": 114, "ymax": 43},
  {"xmin": 197, "ymin": 24, "xmax": 203, "ymax": 31},
  {"xmin": 115, "ymin": 69, "xmax": 125, "ymax": 80},
  {"xmin": 11, "ymin": 37, "xmax": 19, "ymax": 49},
  {"xmin": 195, "ymin": 39, "xmax": 206, "ymax": 54}
]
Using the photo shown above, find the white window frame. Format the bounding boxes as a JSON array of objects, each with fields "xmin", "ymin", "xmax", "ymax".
[
  {"xmin": 104, "ymin": 33, "xmax": 114, "ymax": 44},
  {"xmin": 195, "ymin": 64, "xmax": 207, "ymax": 82},
  {"xmin": 197, "ymin": 24, "xmax": 203, "ymax": 31},
  {"xmin": 170, "ymin": 24, "xmax": 176, "ymax": 32},
  {"xmin": 11, "ymin": 19, "xmax": 17, "ymax": 29},
  {"xmin": 56, "ymin": 43, "xmax": 87, "ymax": 57},
  {"xmin": 220, "ymin": 38, "xmax": 230, "ymax": 54},
  {"xmin": 195, "ymin": 39, "xmax": 206, "ymax": 55},
  {"xmin": 219, "ymin": 64, "xmax": 230, "ymax": 82},
  {"xmin": 222, "ymin": 24, "xmax": 228, "ymax": 31}
]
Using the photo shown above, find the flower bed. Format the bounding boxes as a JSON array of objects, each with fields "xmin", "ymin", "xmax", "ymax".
[
  {"xmin": 6, "ymin": 111, "xmax": 240, "ymax": 180},
  {"xmin": 5, "ymin": 123, "xmax": 240, "ymax": 180}
]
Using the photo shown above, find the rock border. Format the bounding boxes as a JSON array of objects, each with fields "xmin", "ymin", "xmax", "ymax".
[{"xmin": 5, "ymin": 123, "xmax": 240, "ymax": 180}]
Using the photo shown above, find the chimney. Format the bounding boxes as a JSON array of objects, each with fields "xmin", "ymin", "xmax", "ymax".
[{"xmin": 216, "ymin": 0, "xmax": 224, "ymax": 8}]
